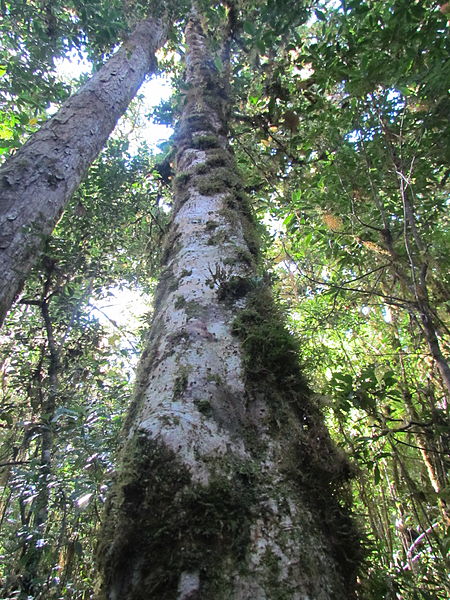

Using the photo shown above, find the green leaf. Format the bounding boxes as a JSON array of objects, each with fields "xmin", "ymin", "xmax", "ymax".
[
  {"xmin": 255, "ymin": 39, "xmax": 266, "ymax": 54},
  {"xmin": 213, "ymin": 56, "xmax": 223, "ymax": 72},
  {"xmin": 291, "ymin": 190, "xmax": 302, "ymax": 203},
  {"xmin": 243, "ymin": 22, "xmax": 256, "ymax": 36},
  {"xmin": 373, "ymin": 465, "xmax": 381, "ymax": 485},
  {"xmin": 314, "ymin": 10, "xmax": 326, "ymax": 22}
]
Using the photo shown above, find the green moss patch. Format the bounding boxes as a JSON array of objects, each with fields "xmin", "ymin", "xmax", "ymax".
[
  {"xmin": 207, "ymin": 230, "xmax": 229, "ymax": 246},
  {"xmin": 173, "ymin": 171, "xmax": 191, "ymax": 191},
  {"xmin": 194, "ymin": 397, "xmax": 212, "ymax": 416},
  {"xmin": 174, "ymin": 295, "xmax": 186, "ymax": 310},
  {"xmin": 185, "ymin": 113, "xmax": 213, "ymax": 131},
  {"xmin": 195, "ymin": 166, "xmax": 239, "ymax": 196},
  {"xmin": 232, "ymin": 287, "xmax": 308, "ymax": 389},
  {"xmin": 217, "ymin": 276, "xmax": 254, "ymax": 303},
  {"xmin": 205, "ymin": 219, "xmax": 219, "ymax": 231},
  {"xmin": 193, "ymin": 154, "xmax": 231, "ymax": 176},
  {"xmin": 173, "ymin": 366, "xmax": 190, "ymax": 399},
  {"xmin": 192, "ymin": 133, "xmax": 220, "ymax": 150},
  {"xmin": 97, "ymin": 435, "xmax": 255, "ymax": 600}
]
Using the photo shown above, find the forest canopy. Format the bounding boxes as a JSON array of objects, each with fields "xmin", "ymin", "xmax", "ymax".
[{"xmin": 0, "ymin": 1, "xmax": 449, "ymax": 599}]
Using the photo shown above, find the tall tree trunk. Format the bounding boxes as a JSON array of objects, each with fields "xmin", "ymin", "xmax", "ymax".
[
  {"xmin": 97, "ymin": 12, "xmax": 360, "ymax": 600},
  {"xmin": 0, "ymin": 17, "xmax": 167, "ymax": 327}
]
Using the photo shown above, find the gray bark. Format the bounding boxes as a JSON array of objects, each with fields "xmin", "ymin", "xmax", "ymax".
[
  {"xmin": 97, "ymin": 12, "xmax": 360, "ymax": 600},
  {"xmin": 0, "ymin": 17, "xmax": 167, "ymax": 327}
]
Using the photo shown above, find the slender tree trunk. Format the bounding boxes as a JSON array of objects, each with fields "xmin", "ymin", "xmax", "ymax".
[
  {"xmin": 97, "ymin": 13, "xmax": 359, "ymax": 600},
  {"xmin": 0, "ymin": 17, "xmax": 167, "ymax": 327},
  {"xmin": 417, "ymin": 303, "xmax": 450, "ymax": 395},
  {"xmin": 392, "ymin": 320, "xmax": 450, "ymax": 524},
  {"xmin": 18, "ymin": 275, "xmax": 60, "ymax": 597}
]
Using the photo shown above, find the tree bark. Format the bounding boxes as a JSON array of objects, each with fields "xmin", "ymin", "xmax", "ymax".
[
  {"xmin": 0, "ymin": 17, "xmax": 167, "ymax": 327},
  {"xmin": 97, "ymin": 12, "xmax": 360, "ymax": 600}
]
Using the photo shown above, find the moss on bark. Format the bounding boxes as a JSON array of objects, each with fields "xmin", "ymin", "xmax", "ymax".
[
  {"xmin": 96, "ymin": 434, "xmax": 255, "ymax": 600},
  {"xmin": 231, "ymin": 285, "xmax": 363, "ymax": 590}
]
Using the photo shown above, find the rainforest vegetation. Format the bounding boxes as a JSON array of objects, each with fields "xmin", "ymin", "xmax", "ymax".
[{"xmin": 0, "ymin": 0, "xmax": 449, "ymax": 598}]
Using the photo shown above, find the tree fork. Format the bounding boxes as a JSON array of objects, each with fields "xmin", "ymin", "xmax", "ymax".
[
  {"xmin": 97, "ymin": 10, "xmax": 360, "ymax": 600},
  {"xmin": 0, "ymin": 16, "xmax": 167, "ymax": 327}
]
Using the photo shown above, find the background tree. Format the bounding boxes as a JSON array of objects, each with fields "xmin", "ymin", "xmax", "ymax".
[{"xmin": 0, "ymin": 2, "xmax": 170, "ymax": 326}]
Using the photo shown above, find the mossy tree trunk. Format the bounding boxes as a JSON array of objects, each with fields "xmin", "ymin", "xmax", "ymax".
[
  {"xmin": 0, "ymin": 16, "xmax": 167, "ymax": 328},
  {"xmin": 97, "ymin": 10, "xmax": 360, "ymax": 600}
]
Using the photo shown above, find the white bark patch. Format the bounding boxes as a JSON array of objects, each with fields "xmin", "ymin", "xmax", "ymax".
[
  {"xmin": 132, "ymin": 138, "xmax": 253, "ymax": 482},
  {"xmin": 239, "ymin": 493, "xmax": 337, "ymax": 599},
  {"xmin": 177, "ymin": 571, "xmax": 200, "ymax": 599},
  {"xmin": 178, "ymin": 148, "xmax": 207, "ymax": 171}
]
